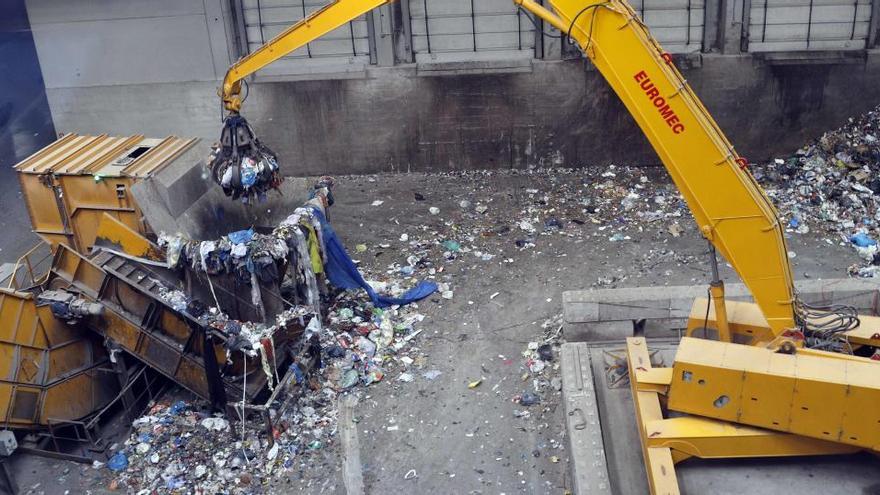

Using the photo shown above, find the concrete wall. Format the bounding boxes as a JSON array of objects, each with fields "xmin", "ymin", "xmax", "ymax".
[
  {"xmin": 43, "ymin": 52, "xmax": 880, "ymax": 175},
  {"xmin": 25, "ymin": 0, "xmax": 880, "ymax": 175},
  {"xmin": 26, "ymin": 0, "xmax": 231, "ymax": 88}
]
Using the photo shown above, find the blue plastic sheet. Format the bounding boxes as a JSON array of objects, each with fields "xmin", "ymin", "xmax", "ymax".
[
  {"xmin": 310, "ymin": 208, "xmax": 437, "ymax": 307},
  {"xmin": 228, "ymin": 228, "xmax": 254, "ymax": 245},
  {"xmin": 851, "ymin": 232, "xmax": 877, "ymax": 247}
]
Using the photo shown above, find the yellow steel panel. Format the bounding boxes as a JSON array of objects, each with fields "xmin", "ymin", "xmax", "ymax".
[
  {"xmin": 670, "ymin": 337, "xmax": 880, "ymax": 451},
  {"xmin": 14, "ymin": 134, "xmax": 95, "ymax": 174},
  {"xmin": 54, "ymin": 135, "xmax": 129, "ymax": 175},
  {"xmin": 176, "ymin": 357, "xmax": 211, "ymax": 399},
  {"xmin": 0, "ymin": 345, "xmax": 15, "ymax": 381},
  {"xmin": 41, "ymin": 371, "xmax": 117, "ymax": 424},
  {"xmin": 94, "ymin": 214, "xmax": 162, "ymax": 260},
  {"xmin": 645, "ymin": 416, "xmax": 858, "ymax": 459},
  {"xmin": 122, "ymin": 136, "xmax": 198, "ymax": 177},
  {"xmin": 16, "ymin": 348, "xmax": 44, "ymax": 385},
  {"xmin": 790, "ymin": 377, "xmax": 847, "ymax": 442},
  {"xmin": 18, "ymin": 174, "xmax": 68, "ymax": 240},
  {"xmin": 159, "ymin": 310, "xmax": 193, "ymax": 347},
  {"xmin": 98, "ymin": 311, "xmax": 141, "ymax": 351},
  {"xmin": 47, "ymin": 341, "xmax": 90, "ymax": 381},
  {"xmin": 38, "ymin": 305, "xmax": 79, "ymax": 347},
  {"xmin": 686, "ymin": 298, "xmax": 775, "ymax": 344},
  {"xmin": 842, "ymin": 383, "xmax": 880, "ymax": 448},
  {"xmin": 13, "ymin": 133, "xmax": 78, "ymax": 172},
  {"xmin": 0, "ymin": 383, "xmax": 11, "ymax": 424},
  {"xmin": 841, "ymin": 314, "xmax": 880, "ymax": 348},
  {"xmin": 9, "ymin": 386, "xmax": 41, "ymax": 422},
  {"xmin": 739, "ymin": 353, "xmax": 796, "ymax": 430},
  {"xmin": 0, "ymin": 294, "xmax": 24, "ymax": 343},
  {"xmin": 626, "ymin": 338, "xmax": 681, "ymax": 495}
]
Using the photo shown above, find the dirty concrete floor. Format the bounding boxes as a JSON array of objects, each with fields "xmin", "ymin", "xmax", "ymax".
[
  {"xmin": 311, "ymin": 169, "xmax": 855, "ymax": 495},
  {"xmin": 4, "ymin": 167, "xmax": 863, "ymax": 494}
]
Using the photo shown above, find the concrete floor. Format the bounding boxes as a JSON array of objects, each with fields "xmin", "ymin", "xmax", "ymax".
[{"xmin": 0, "ymin": 166, "xmax": 873, "ymax": 494}]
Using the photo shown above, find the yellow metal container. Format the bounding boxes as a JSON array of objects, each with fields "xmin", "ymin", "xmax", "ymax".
[{"xmin": 15, "ymin": 133, "xmax": 198, "ymax": 253}]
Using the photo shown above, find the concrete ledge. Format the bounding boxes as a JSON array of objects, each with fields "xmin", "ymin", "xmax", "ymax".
[
  {"xmin": 563, "ymin": 278, "xmax": 880, "ymax": 342},
  {"xmin": 560, "ymin": 342, "xmax": 612, "ymax": 495}
]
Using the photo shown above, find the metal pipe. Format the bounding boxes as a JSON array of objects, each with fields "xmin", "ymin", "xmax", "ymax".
[
  {"xmin": 708, "ymin": 245, "xmax": 732, "ymax": 342},
  {"xmin": 513, "ymin": 0, "xmax": 569, "ymax": 34}
]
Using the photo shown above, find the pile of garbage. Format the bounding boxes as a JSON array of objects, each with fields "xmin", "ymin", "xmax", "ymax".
[
  {"xmin": 104, "ymin": 391, "xmax": 337, "ymax": 493},
  {"xmin": 106, "ymin": 278, "xmax": 429, "ymax": 492},
  {"xmin": 755, "ymin": 105, "xmax": 880, "ymax": 276},
  {"xmin": 320, "ymin": 292, "xmax": 427, "ymax": 390},
  {"xmin": 208, "ymin": 114, "xmax": 283, "ymax": 203}
]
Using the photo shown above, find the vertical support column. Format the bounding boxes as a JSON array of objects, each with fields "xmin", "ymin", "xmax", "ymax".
[
  {"xmin": 397, "ymin": 0, "xmax": 414, "ymax": 62},
  {"xmin": 532, "ymin": 0, "xmax": 545, "ymax": 59},
  {"xmin": 702, "ymin": 0, "xmax": 721, "ymax": 52},
  {"xmin": 368, "ymin": 5, "xmax": 395, "ymax": 66},
  {"xmin": 714, "ymin": 0, "xmax": 747, "ymax": 54},
  {"xmin": 227, "ymin": 0, "xmax": 250, "ymax": 61},
  {"xmin": 869, "ymin": 0, "xmax": 880, "ymax": 48},
  {"xmin": 201, "ymin": 330, "xmax": 228, "ymax": 413},
  {"xmin": 205, "ymin": 0, "xmax": 235, "ymax": 79},
  {"xmin": 106, "ymin": 343, "xmax": 137, "ymax": 422}
]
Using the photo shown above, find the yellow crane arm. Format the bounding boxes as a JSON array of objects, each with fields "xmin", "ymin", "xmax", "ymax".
[
  {"xmin": 515, "ymin": 0, "xmax": 796, "ymax": 334},
  {"xmin": 221, "ymin": 0, "xmax": 393, "ymax": 112}
]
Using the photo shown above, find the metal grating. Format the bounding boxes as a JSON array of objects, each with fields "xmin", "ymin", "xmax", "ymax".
[
  {"xmin": 629, "ymin": 0, "xmax": 706, "ymax": 53},
  {"xmin": 748, "ymin": 0, "xmax": 874, "ymax": 51},
  {"xmin": 408, "ymin": 0, "xmax": 536, "ymax": 61},
  {"xmin": 241, "ymin": 0, "xmax": 371, "ymax": 72}
]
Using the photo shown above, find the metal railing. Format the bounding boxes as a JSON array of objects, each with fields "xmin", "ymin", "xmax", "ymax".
[{"xmin": 4, "ymin": 243, "xmax": 53, "ymax": 292}]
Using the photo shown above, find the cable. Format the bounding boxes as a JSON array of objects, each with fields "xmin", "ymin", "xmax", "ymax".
[
  {"xmin": 517, "ymin": 7, "xmax": 562, "ymax": 38},
  {"xmin": 566, "ymin": 3, "xmax": 611, "ymax": 52},
  {"xmin": 794, "ymin": 296, "xmax": 860, "ymax": 351},
  {"xmin": 702, "ymin": 287, "xmax": 711, "ymax": 339}
]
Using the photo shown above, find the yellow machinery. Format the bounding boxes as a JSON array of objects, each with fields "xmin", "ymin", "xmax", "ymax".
[
  {"xmin": 508, "ymin": 1, "xmax": 880, "ymax": 493},
  {"xmin": 0, "ymin": 249, "xmax": 117, "ymax": 429},
  {"xmin": 9, "ymin": 133, "xmax": 303, "ymax": 431},
  {"xmin": 207, "ymin": 2, "xmax": 880, "ymax": 491},
  {"xmin": 7, "ymin": 0, "xmax": 879, "ymax": 485},
  {"xmin": 15, "ymin": 133, "xmax": 197, "ymax": 253}
]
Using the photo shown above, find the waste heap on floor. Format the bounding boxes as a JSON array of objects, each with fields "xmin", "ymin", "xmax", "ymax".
[
  {"xmin": 754, "ymin": 104, "xmax": 880, "ymax": 276},
  {"xmin": 104, "ymin": 178, "xmax": 437, "ymax": 491}
]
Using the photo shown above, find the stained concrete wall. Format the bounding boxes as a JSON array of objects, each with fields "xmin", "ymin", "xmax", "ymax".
[
  {"xmin": 26, "ymin": 0, "xmax": 232, "ymax": 88},
  {"xmin": 43, "ymin": 51, "xmax": 880, "ymax": 175},
  {"xmin": 24, "ymin": 0, "xmax": 880, "ymax": 176}
]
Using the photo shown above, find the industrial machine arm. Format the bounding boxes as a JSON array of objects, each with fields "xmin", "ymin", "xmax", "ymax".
[
  {"xmin": 221, "ymin": 0, "xmax": 392, "ymax": 113},
  {"xmin": 515, "ymin": 0, "xmax": 797, "ymax": 335},
  {"xmin": 221, "ymin": 0, "xmax": 800, "ymax": 336},
  {"xmin": 213, "ymin": 0, "xmax": 394, "ymax": 202}
]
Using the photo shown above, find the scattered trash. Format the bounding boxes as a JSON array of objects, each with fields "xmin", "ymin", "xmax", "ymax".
[
  {"xmin": 442, "ymin": 240, "xmax": 461, "ymax": 252},
  {"xmin": 423, "ymin": 370, "xmax": 442, "ymax": 380},
  {"xmin": 107, "ymin": 452, "xmax": 128, "ymax": 472},
  {"xmin": 514, "ymin": 392, "xmax": 541, "ymax": 406},
  {"xmin": 429, "ymin": 207, "xmax": 440, "ymax": 215},
  {"xmin": 200, "ymin": 417, "xmax": 230, "ymax": 431},
  {"xmin": 468, "ymin": 380, "xmax": 482, "ymax": 389},
  {"xmin": 752, "ymin": 105, "xmax": 880, "ymax": 276}
]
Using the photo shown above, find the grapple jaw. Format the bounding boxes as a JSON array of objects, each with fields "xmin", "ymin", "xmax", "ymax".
[{"xmin": 207, "ymin": 113, "xmax": 283, "ymax": 203}]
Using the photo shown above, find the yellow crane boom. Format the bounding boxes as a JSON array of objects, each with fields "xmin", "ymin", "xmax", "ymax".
[
  {"xmin": 218, "ymin": 0, "xmax": 798, "ymax": 335},
  {"xmin": 221, "ymin": 0, "xmax": 393, "ymax": 113},
  {"xmin": 515, "ymin": 0, "xmax": 797, "ymax": 334}
]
